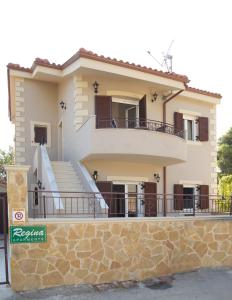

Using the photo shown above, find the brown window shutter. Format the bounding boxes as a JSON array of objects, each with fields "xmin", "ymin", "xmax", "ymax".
[
  {"xmin": 174, "ymin": 112, "xmax": 184, "ymax": 132},
  {"xmin": 139, "ymin": 95, "xmax": 147, "ymax": 127},
  {"xmin": 95, "ymin": 96, "xmax": 112, "ymax": 128},
  {"xmin": 174, "ymin": 184, "xmax": 184, "ymax": 210},
  {"xmin": 96, "ymin": 181, "xmax": 113, "ymax": 217},
  {"xmin": 144, "ymin": 182, "xmax": 157, "ymax": 217},
  {"xmin": 198, "ymin": 117, "xmax": 209, "ymax": 141},
  {"xmin": 199, "ymin": 185, "xmax": 209, "ymax": 209}
]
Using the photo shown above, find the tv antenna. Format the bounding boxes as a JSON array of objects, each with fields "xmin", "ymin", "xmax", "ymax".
[{"xmin": 147, "ymin": 40, "xmax": 174, "ymax": 73}]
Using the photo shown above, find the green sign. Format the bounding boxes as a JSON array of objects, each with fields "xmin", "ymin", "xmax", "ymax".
[{"xmin": 10, "ymin": 225, "xmax": 47, "ymax": 244}]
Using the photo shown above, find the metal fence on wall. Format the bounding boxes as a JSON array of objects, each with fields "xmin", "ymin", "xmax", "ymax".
[{"xmin": 28, "ymin": 191, "xmax": 232, "ymax": 219}]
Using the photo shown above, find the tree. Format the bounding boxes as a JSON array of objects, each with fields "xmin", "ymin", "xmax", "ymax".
[
  {"xmin": 0, "ymin": 147, "xmax": 14, "ymax": 183},
  {"xmin": 218, "ymin": 128, "xmax": 232, "ymax": 175},
  {"xmin": 218, "ymin": 175, "xmax": 232, "ymax": 197},
  {"xmin": 217, "ymin": 175, "xmax": 232, "ymax": 212}
]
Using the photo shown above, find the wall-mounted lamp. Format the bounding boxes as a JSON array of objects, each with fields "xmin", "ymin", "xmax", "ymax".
[
  {"xmin": 92, "ymin": 170, "xmax": 98, "ymax": 182},
  {"xmin": 196, "ymin": 185, "xmax": 201, "ymax": 191},
  {"xmin": 59, "ymin": 101, "xmax": 66, "ymax": 110},
  {"xmin": 154, "ymin": 173, "xmax": 160, "ymax": 183},
  {"xmin": 151, "ymin": 92, "xmax": 158, "ymax": 102},
  {"xmin": 93, "ymin": 81, "xmax": 99, "ymax": 94},
  {"xmin": 37, "ymin": 180, "xmax": 42, "ymax": 190},
  {"xmin": 140, "ymin": 183, "xmax": 145, "ymax": 190}
]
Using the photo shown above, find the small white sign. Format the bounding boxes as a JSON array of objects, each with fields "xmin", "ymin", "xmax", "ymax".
[{"xmin": 12, "ymin": 209, "xmax": 25, "ymax": 224}]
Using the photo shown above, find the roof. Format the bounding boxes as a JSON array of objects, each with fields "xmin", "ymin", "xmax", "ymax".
[
  {"xmin": 7, "ymin": 48, "xmax": 189, "ymax": 84},
  {"xmin": 7, "ymin": 48, "xmax": 222, "ymax": 99},
  {"xmin": 186, "ymin": 86, "xmax": 222, "ymax": 99}
]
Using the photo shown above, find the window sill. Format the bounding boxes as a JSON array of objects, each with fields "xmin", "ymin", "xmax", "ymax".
[{"xmin": 31, "ymin": 142, "xmax": 51, "ymax": 148}]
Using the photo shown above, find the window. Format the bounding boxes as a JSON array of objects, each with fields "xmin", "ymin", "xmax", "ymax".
[
  {"xmin": 31, "ymin": 121, "xmax": 51, "ymax": 147},
  {"xmin": 34, "ymin": 126, "xmax": 47, "ymax": 144},
  {"xmin": 184, "ymin": 116, "xmax": 199, "ymax": 141},
  {"xmin": 186, "ymin": 120, "xmax": 193, "ymax": 140}
]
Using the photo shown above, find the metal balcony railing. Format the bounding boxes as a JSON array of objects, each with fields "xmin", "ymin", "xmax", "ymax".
[
  {"xmin": 96, "ymin": 118, "xmax": 184, "ymax": 138},
  {"xmin": 29, "ymin": 191, "xmax": 232, "ymax": 219}
]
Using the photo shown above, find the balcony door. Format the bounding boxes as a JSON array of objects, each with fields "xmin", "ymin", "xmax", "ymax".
[
  {"xmin": 112, "ymin": 182, "xmax": 141, "ymax": 217},
  {"xmin": 95, "ymin": 95, "xmax": 146, "ymax": 129},
  {"xmin": 125, "ymin": 106, "xmax": 138, "ymax": 128},
  {"xmin": 112, "ymin": 98, "xmax": 139, "ymax": 128},
  {"xmin": 183, "ymin": 186, "xmax": 199, "ymax": 214}
]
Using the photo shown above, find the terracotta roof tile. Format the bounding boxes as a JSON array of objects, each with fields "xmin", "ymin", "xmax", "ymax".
[
  {"xmin": 7, "ymin": 63, "xmax": 32, "ymax": 73},
  {"xmin": 71, "ymin": 48, "xmax": 190, "ymax": 83},
  {"xmin": 7, "ymin": 48, "xmax": 189, "ymax": 83},
  {"xmin": 186, "ymin": 86, "xmax": 222, "ymax": 99},
  {"xmin": 7, "ymin": 48, "xmax": 222, "ymax": 98}
]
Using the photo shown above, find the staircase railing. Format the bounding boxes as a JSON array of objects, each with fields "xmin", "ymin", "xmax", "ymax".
[
  {"xmin": 33, "ymin": 145, "xmax": 63, "ymax": 211},
  {"xmin": 74, "ymin": 162, "xmax": 108, "ymax": 215}
]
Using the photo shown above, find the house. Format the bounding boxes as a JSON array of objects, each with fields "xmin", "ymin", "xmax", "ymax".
[{"xmin": 7, "ymin": 48, "xmax": 222, "ymax": 218}]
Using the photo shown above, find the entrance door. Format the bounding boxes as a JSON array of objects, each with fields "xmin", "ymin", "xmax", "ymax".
[
  {"xmin": 112, "ymin": 185, "xmax": 125, "ymax": 217},
  {"xmin": 58, "ymin": 121, "xmax": 63, "ymax": 160}
]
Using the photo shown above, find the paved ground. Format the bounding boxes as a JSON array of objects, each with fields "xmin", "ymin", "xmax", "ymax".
[{"xmin": 1, "ymin": 268, "xmax": 232, "ymax": 300}]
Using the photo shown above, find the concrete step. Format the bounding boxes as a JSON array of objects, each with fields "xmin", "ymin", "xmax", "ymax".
[
  {"xmin": 51, "ymin": 161, "xmax": 71, "ymax": 165},
  {"xmin": 52, "ymin": 168, "xmax": 74, "ymax": 172},
  {"xmin": 53, "ymin": 171, "xmax": 79, "ymax": 180},
  {"xmin": 56, "ymin": 181, "xmax": 83, "ymax": 188},
  {"xmin": 52, "ymin": 168, "xmax": 75, "ymax": 173},
  {"xmin": 56, "ymin": 178, "xmax": 81, "ymax": 184},
  {"xmin": 51, "ymin": 161, "xmax": 86, "ymax": 194}
]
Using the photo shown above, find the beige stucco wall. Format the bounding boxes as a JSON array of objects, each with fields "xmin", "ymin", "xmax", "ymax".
[
  {"xmin": 84, "ymin": 160, "xmax": 164, "ymax": 192},
  {"xmin": 73, "ymin": 73, "xmax": 216, "ymax": 194},
  {"xmin": 16, "ymin": 79, "xmax": 59, "ymax": 188},
  {"xmin": 57, "ymin": 76, "xmax": 77, "ymax": 161},
  {"xmin": 23, "ymin": 79, "xmax": 59, "ymax": 161},
  {"xmin": 84, "ymin": 73, "xmax": 163, "ymax": 122},
  {"xmin": 166, "ymin": 96, "xmax": 217, "ymax": 194},
  {"xmin": 14, "ymin": 70, "xmax": 217, "ymax": 195}
]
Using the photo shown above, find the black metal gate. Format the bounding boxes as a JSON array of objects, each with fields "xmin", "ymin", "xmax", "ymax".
[{"xmin": 0, "ymin": 192, "xmax": 9, "ymax": 284}]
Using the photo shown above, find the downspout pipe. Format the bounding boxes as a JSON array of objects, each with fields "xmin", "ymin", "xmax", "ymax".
[
  {"xmin": 163, "ymin": 89, "xmax": 184, "ymax": 124},
  {"xmin": 162, "ymin": 88, "xmax": 185, "ymax": 216}
]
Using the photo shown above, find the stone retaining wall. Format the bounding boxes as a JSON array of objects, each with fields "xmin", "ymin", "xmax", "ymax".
[
  {"xmin": 5, "ymin": 166, "xmax": 232, "ymax": 291},
  {"xmin": 11, "ymin": 218, "xmax": 232, "ymax": 291}
]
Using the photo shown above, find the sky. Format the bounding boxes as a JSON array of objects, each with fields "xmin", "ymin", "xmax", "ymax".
[{"xmin": 0, "ymin": 0, "xmax": 231, "ymax": 151}]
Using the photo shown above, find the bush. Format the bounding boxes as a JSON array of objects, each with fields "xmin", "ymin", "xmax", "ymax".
[{"xmin": 217, "ymin": 175, "xmax": 232, "ymax": 213}]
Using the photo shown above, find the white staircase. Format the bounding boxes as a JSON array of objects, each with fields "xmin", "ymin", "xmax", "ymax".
[
  {"xmin": 51, "ymin": 161, "xmax": 85, "ymax": 192},
  {"xmin": 51, "ymin": 161, "xmax": 93, "ymax": 216}
]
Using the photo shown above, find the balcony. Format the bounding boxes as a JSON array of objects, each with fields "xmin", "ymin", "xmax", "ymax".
[{"xmin": 76, "ymin": 116, "xmax": 187, "ymax": 165}]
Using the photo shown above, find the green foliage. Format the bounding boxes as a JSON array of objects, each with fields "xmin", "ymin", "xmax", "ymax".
[
  {"xmin": 0, "ymin": 147, "xmax": 15, "ymax": 183},
  {"xmin": 217, "ymin": 175, "xmax": 232, "ymax": 213},
  {"xmin": 218, "ymin": 175, "xmax": 232, "ymax": 197},
  {"xmin": 218, "ymin": 128, "xmax": 232, "ymax": 175}
]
